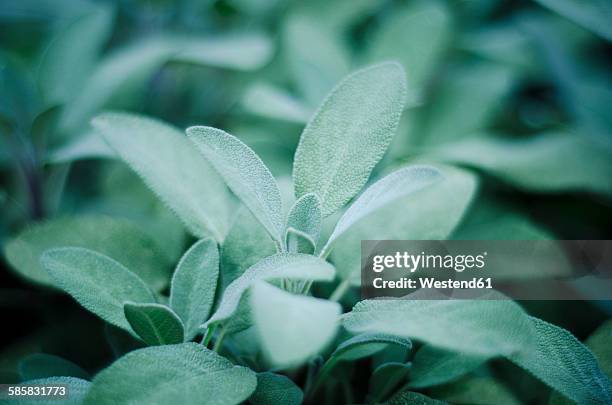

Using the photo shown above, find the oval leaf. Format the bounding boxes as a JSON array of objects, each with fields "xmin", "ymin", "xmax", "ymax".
[
  {"xmin": 4, "ymin": 216, "xmax": 171, "ymax": 291},
  {"xmin": 187, "ymin": 126, "xmax": 283, "ymax": 243},
  {"xmin": 41, "ymin": 247, "xmax": 155, "ymax": 331},
  {"xmin": 92, "ymin": 112, "xmax": 233, "ymax": 241},
  {"xmin": 249, "ymin": 372, "xmax": 304, "ymax": 405},
  {"xmin": 18, "ymin": 354, "xmax": 90, "ymax": 381},
  {"xmin": 285, "ymin": 192, "xmax": 321, "ymax": 253},
  {"xmin": 124, "ymin": 302, "xmax": 184, "ymax": 346},
  {"xmin": 169, "ymin": 239, "xmax": 219, "ymax": 340},
  {"xmin": 206, "ymin": 253, "xmax": 336, "ymax": 327},
  {"xmin": 293, "ymin": 62, "xmax": 407, "ymax": 217},
  {"xmin": 323, "ymin": 165, "xmax": 441, "ymax": 255},
  {"xmin": 84, "ymin": 343, "xmax": 256, "ymax": 404},
  {"xmin": 251, "ymin": 281, "xmax": 341, "ymax": 368}
]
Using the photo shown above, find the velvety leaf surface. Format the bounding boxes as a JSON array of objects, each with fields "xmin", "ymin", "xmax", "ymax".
[
  {"xmin": 93, "ymin": 113, "xmax": 232, "ymax": 241},
  {"xmin": 330, "ymin": 333, "xmax": 412, "ymax": 363},
  {"xmin": 169, "ymin": 239, "xmax": 219, "ymax": 340},
  {"xmin": 219, "ymin": 207, "xmax": 276, "ymax": 291},
  {"xmin": 323, "ymin": 165, "xmax": 441, "ymax": 255},
  {"xmin": 206, "ymin": 253, "xmax": 335, "ymax": 327},
  {"xmin": 4, "ymin": 216, "xmax": 171, "ymax": 290},
  {"xmin": 429, "ymin": 132, "xmax": 612, "ymax": 196},
  {"xmin": 124, "ymin": 302, "xmax": 184, "ymax": 346},
  {"xmin": 369, "ymin": 362, "xmax": 411, "ymax": 402},
  {"xmin": 293, "ymin": 62, "xmax": 407, "ymax": 217},
  {"xmin": 331, "ymin": 166, "xmax": 476, "ymax": 284},
  {"xmin": 188, "ymin": 126, "xmax": 284, "ymax": 243},
  {"xmin": 430, "ymin": 376, "xmax": 522, "ymax": 405},
  {"xmin": 409, "ymin": 346, "xmax": 487, "ymax": 389},
  {"xmin": 84, "ymin": 343, "xmax": 256, "ymax": 405},
  {"xmin": 249, "ymin": 372, "xmax": 303, "ymax": 405},
  {"xmin": 285, "ymin": 192, "xmax": 321, "ymax": 253},
  {"xmin": 385, "ymin": 390, "xmax": 446, "ymax": 405},
  {"xmin": 18, "ymin": 354, "xmax": 90, "ymax": 381},
  {"xmin": 41, "ymin": 247, "xmax": 155, "ymax": 331},
  {"xmin": 250, "ymin": 281, "xmax": 341, "ymax": 368}
]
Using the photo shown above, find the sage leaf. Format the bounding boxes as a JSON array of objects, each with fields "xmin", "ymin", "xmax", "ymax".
[
  {"xmin": 169, "ymin": 239, "xmax": 219, "ymax": 340},
  {"xmin": 331, "ymin": 165, "xmax": 476, "ymax": 284},
  {"xmin": 285, "ymin": 193, "xmax": 321, "ymax": 253},
  {"xmin": 249, "ymin": 372, "xmax": 304, "ymax": 405},
  {"xmin": 330, "ymin": 333, "xmax": 412, "ymax": 363},
  {"xmin": 18, "ymin": 354, "xmax": 90, "ymax": 381},
  {"xmin": 41, "ymin": 247, "xmax": 155, "ymax": 332},
  {"xmin": 409, "ymin": 346, "xmax": 488, "ymax": 389},
  {"xmin": 385, "ymin": 390, "xmax": 446, "ymax": 405},
  {"xmin": 342, "ymin": 291, "xmax": 535, "ymax": 357},
  {"xmin": 510, "ymin": 317, "xmax": 612, "ymax": 404},
  {"xmin": 533, "ymin": 0, "xmax": 612, "ymax": 41},
  {"xmin": 93, "ymin": 112, "xmax": 233, "ymax": 241},
  {"xmin": 61, "ymin": 34, "xmax": 272, "ymax": 131},
  {"xmin": 430, "ymin": 376, "xmax": 522, "ymax": 405},
  {"xmin": 369, "ymin": 362, "xmax": 411, "ymax": 402},
  {"xmin": 284, "ymin": 13, "xmax": 350, "ymax": 106},
  {"xmin": 84, "ymin": 343, "xmax": 256, "ymax": 404},
  {"xmin": 220, "ymin": 207, "xmax": 276, "ymax": 291},
  {"xmin": 4, "ymin": 216, "xmax": 171, "ymax": 291},
  {"xmin": 206, "ymin": 253, "xmax": 335, "ymax": 327},
  {"xmin": 586, "ymin": 320, "xmax": 612, "ymax": 378},
  {"xmin": 188, "ymin": 126, "xmax": 284, "ymax": 244},
  {"xmin": 124, "ymin": 302, "xmax": 184, "ymax": 346},
  {"xmin": 10, "ymin": 377, "xmax": 91, "ymax": 405},
  {"xmin": 429, "ymin": 132, "xmax": 612, "ymax": 196},
  {"xmin": 293, "ymin": 62, "xmax": 407, "ymax": 217},
  {"xmin": 37, "ymin": 4, "xmax": 113, "ymax": 106},
  {"xmin": 366, "ymin": 1, "xmax": 450, "ymax": 102},
  {"xmin": 242, "ymin": 82, "xmax": 311, "ymax": 123},
  {"xmin": 323, "ymin": 165, "xmax": 441, "ymax": 255},
  {"xmin": 250, "ymin": 281, "xmax": 341, "ymax": 368}
]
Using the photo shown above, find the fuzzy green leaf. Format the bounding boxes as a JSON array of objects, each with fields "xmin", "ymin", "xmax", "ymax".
[
  {"xmin": 430, "ymin": 376, "xmax": 522, "ymax": 405},
  {"xmin": 533, "ymin": 0, "xmax": 612, "ymax": 41},
  {"xmin": 219, "ymin": 207, "xmax": 276, "ymax": 291},
  {"xmin": 323, "ymin": 165, "xmax": 441, "ymax": 255},
  {"xmin": 251, "ymin": 281, "xmax": 341, "ymax": 368},
  {"xmin": 18, "ymin": 354, "xmax": 90, "ymax": 381},
  {"xmin": 293, "ymin": 62, "xmax": 407, "ymax": 217},
  {"xmin": 385, "ymin": 390, "xmax": 446, "ymax": 405},
  {"xmin": 7, "ymin": 377, "xmax": 91, "ymax": 405},
  {"xmin": 124, "ymin": 302, "xmax": 184, "ymax": 346},
  {"xmin": 284, "ymin": 13, "xmax": 350, "ymax": 106},
  {"xmin": 249, "ymin": 372, "xmax": 304, "ymax": 405},
  {"xmin": 343, "ymin": 291, "xmax": 535, "ymax": 357},
  {"xmin": 169, "ymin": 239, "xmax": 219, "ymax": 340},
  {"xmin": 188, "ymin": 126, "xmax": 284, "ymax": 244},
  {"xmin": 41, "ymin": 247, "xmax": 155, "ymax": 332},
  {"xmin": 92, "ymin": 113, "xmax": 233, "ymax": 241},
  {"xmin": 331, "ymin": 333, "xmax": 412, "ymax": 363},
  {"xmin": 285, "ymin": 193, "xmax": 321, "ymax": 253},
  {"xmin": 430, "ymin": 132, "xmax": 612, "ymax": 196},
  {"xmin": 4, "ymin": 216, "xmax": 171, "ymax": 291},
  {"xmin": 37, "ymin": 4, "xmax": 113, "ymax": 106},
  {"xmin": 84, "ymin": 343, "xmax": 256, "ymax": 404},
  {"xmin": 331, "ymin": 166, "xmax": 476, "ymax": 284},
  {"xmin": 206, "ymin": 253, "xmax": 335, "ymax": 327},
  {"xmin": 366, "ymin": 1, "xmax": 450, "ymax": 101},
  {"xmin": 369, "ymin": 362, "xmax": 411, "ymax": 403},
  {"xmin": 510, "ymin": 317, "xmax": 612, "ymax": 404},
  {"xmin": 409, "ymin": 346, "xmax": 487, "ymax": 389},
  {"xmin": 61, "ymin": 34, "xmax": 272, "ymax": 131}
]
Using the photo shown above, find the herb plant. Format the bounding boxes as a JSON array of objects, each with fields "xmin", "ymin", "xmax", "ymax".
[{"xmin": 1, "ymin": 1, "xmax": 612, "ymax": 404}]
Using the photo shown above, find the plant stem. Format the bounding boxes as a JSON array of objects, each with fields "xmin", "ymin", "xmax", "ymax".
[
  {"xmin": 213, "ymin": 327, "xmax": 227, "ymax": 353},
  {"xmin": 329, "ymin": 279, "xmax": 350, "ymax": 302},
  {"xmin": 201, "ymin": 324, "xmax": 217, "ymax": 347}
]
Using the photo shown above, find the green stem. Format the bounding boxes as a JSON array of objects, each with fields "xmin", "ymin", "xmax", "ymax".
[
  {"xmin": 329, "ymin": 279, "xmax": 350, "ymax": 302},
  {"xmin": 201, "ymin": 324, "xmax": 217, "ymax": 347},
  {"xmin": 213, "ymin": 327, "xmax": 227, "ymax": 353}
]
